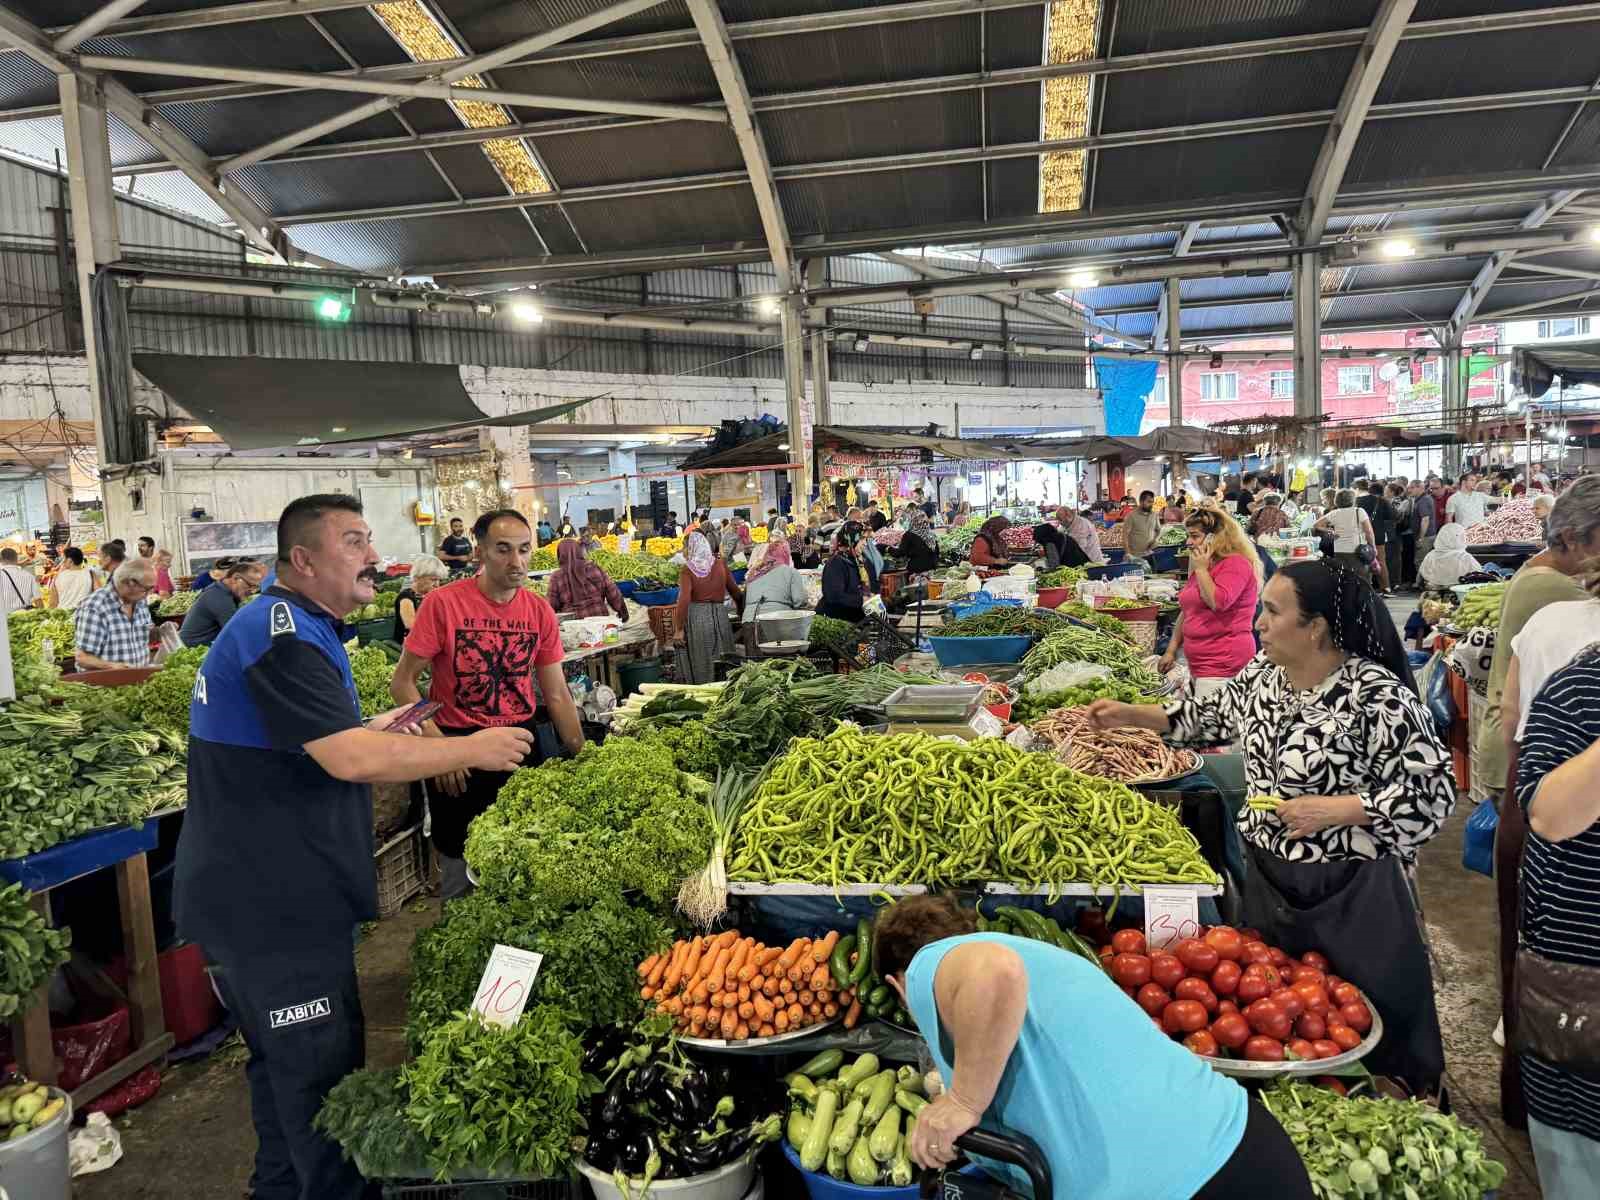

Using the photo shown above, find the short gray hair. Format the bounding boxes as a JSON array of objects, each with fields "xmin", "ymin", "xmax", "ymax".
[
  {"xmin": 1547, "ymin": 475, "xmax": 1600, "ymax": 550},
  {"xmin": 113, "ymin": 557, "xmax": 157, "ymax": 586},
  {"xmin": 410, "ymin": 554, "xmax": 449, "ymax": 584},
  {"xmin": 1335, "ymin": 488, "xmax": 1356, "ymax": 509}
]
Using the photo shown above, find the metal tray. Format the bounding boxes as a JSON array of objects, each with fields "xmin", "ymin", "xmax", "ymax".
[
  {"xmin": 881, "ymin": 683, "xmax": 984, "ymax": 720},
  {"xmin": 1127, "ymin": 751, "xmax": 1206, "ymax": 787},
  {"xmin": 1206, "ymin": 989, "xmax": 1384, "ymax": 1078},
  {"xmin": 680, "ymin": 1014, "xmax": 843, "ymax": 1050}
]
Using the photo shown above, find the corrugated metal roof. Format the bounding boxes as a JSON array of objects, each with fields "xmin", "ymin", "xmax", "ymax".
[
  {"xmin": 763, "ymin": 91, "xmax": 982, "ymax": 167},
  {"xmin": 313, "ymin": 8, "xmax": 414, "ymax": 68},
  {"xmin": 1347, "ymin": 106, "xmax": 1579, "ymax": 188},
  {"xmin": 566, "ymin": 185, "xmax": 763, "ymax": 251},
  {"xmin": 738, "ymin": 16, "xmax": 980, "ymax": 94},
  {"xmin": 438, "ymin": 0, "xmax": 692, "ymax": 51},
  {"xmin": 151, "ymin": 94, "xmax": 412, "ymax": 161},
  {"xmin": 1551, "ymin": 104, "xmax": 1600, "ymax": 171},
  {"xmin": 1093, "ymin": 126, "xmax": 1322, "ymax": 208},
  {"xmin": 780, "ymin": 164, "xmax": 985, "ymax": 237},
  {"xmin": 490, "ymin": 47, "xmax": 718, "ymax": 116},
  {"xmin": 1096, "ymin": 48, "xmax": 1354, "ymax": 135},
  {"xmin": 1181, "ymin": 300, "xmax": 1296, "ymax": 333},
  {"xmin": 1340, "ymin": 258, "xmax": 1485, "ymax": 291},
  {"xmin": 1325, "ymin": 289, "xmax": 1459, "ymax": 326},
  {"xmin": 426, "ymin": 144, "xmax": 514, "ymax": 199},
  {"xmin": 285, "ymin": 208, "xmax": 547, "ymax": 272},
  {"xmin": 234, "ymin": 153, "xmax": 461, "ymax": 220},
  {"xmin": 1110, "ymin": 0, "xmax": 1378, "ymax": 53},
  {"xmin": 986, "ymin": 157, "xmax": 1039, "ymax": 221},
  {"xmin": 533, "ymin": 120, "xmax": 743, "ymax": 188},
  {"xmin": 1377, "ymin": 22, "xmax": 1600, "ymax": 103}
]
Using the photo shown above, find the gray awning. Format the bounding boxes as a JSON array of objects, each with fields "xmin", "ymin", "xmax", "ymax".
[
  {"xmin": 1513, "ymin": 341, "xmax": 1600, "ymax": 400},
  {"xmin": 133, "ymin": 354, "xmax": 589, "ymax": 451}
]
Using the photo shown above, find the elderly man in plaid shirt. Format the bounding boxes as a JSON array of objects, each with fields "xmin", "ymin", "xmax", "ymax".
[{"xmin": 74, "ymin": 557, "xmax": 156, "ymax": 671}]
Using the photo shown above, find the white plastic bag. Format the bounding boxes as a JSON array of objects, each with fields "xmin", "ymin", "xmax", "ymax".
[
  {"xmin": 151, "ymin": 621, "xmax": 183, "ymax": 664},
  {"xmin": 1025, "ymin": 661, "xmax": 1113, "ymax": 696},
  {"xmin": 69, "ymin": 1112, "xmax": 123, "ymax": 1177}
]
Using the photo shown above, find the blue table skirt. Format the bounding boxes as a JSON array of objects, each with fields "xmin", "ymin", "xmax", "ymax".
[{"xmin": 0, "ymin": 821, "xmax": 159, "ymax": 892}]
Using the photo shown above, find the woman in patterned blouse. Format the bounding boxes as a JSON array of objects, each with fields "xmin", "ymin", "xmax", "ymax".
[{"xmin": 1088, "ymin": 558, "xmax": 1456, "ymax": 1093}]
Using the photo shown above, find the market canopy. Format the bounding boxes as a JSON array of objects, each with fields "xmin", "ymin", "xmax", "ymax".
[
  {"xmin": 1512, "ymin": 341, "xmax": 1600, "ymax": 400},
  {"xmin": 1012, "ymin": 425, "xmax": 1220, "ymax": 465},
  {"xmin": 677, "ymin": 426, "xmax": 1034, "ymax": 472},
  {"xmin": 133, "ymin": 354, "xmax": 588, "ymax": 451}
]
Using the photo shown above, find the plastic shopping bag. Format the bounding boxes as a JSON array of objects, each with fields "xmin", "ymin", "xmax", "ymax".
[{"xmin": 1462, "ymin": 797, "xmax": 1498, "ymax": 877}]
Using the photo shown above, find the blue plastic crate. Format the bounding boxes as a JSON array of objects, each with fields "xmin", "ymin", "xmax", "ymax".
[
  {"xmin": 632, "ymin": 586, "xmax": 680, "ymax": 606},
  {"xmin": 946, "ymin": 596, "xmax": 1024, "ymax": 622},
  {"xmin": 732, "ymin": 568, "xmax": 748, "ymax": 584},
  {"xmin": 1105, "ymin": 548, "xmax": 1127, "ymax": 563},
  {"xmin": 927, "ymin": 634, "xmax": 1032, "ymax": 667},
  {"xmin": 615, "ymin": 580, "xmax": 638, "ymax": 597},
  {"xmin": 1086, "ymin": 561, "xmax": 1143, "ymax": 582},
  {"xmin": 1148, "ymin": 546, "xmax": 1180, "ymax": 572}
]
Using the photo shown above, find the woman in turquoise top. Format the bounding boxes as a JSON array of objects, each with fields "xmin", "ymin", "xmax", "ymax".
[{"xmin": 875, "ymin": 896, "xmax": 1313, "ymax": 1200}]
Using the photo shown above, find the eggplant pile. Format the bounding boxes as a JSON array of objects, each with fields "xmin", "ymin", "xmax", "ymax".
[{"xmin": 581, "ymin": 1017, "xmax": 783, "ymax": 1192}]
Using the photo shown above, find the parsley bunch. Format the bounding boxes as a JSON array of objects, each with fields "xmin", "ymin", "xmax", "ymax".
[{"xmin": 405, "ymin": 891, "xmax": 672, "ymax": 1054}]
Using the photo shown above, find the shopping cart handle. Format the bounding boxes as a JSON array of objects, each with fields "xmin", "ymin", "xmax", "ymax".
[{"xmin": 934, "ymin": 1129, "xmax": 1052, "ymax": 1200}]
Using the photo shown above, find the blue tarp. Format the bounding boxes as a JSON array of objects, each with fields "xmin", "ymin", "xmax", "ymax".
[{"xmin": 1093, "ymin": 357, "xmax": 1160, "ymax": 437}]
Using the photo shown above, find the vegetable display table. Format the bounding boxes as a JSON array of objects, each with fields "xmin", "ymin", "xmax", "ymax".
[
  {"xmin": 1, "ymin": 821, "xmax": 174, "ymax": 1105},
  {"xmin": 561, "ymin": 624, "xmax": 658, "ymax": 693}
]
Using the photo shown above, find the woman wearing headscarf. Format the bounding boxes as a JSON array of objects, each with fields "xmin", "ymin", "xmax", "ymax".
[
  {"xmin": 896, "ymin": 508, "xmax": 940, "ymax": 580},
  {"xmin": 672, "ymin": 531, "xmax": 743, "ymax": 683},
  {"xmin": 1090, "ymin": 558, "xmax": 1455, "ymax": 1093},
  {"xmin": 857, "ymin": 521, "xmax": 885, "ymax": 592},
  {"xmin": 547, "ymin": 537, "xmax": 628, "ymax": 621},
  {"xmin": 817, "ymin": 521, "xmax": 869, "ymax": 622},
  {"xmin": 741, "ymin": 539, "xmax": 809, "ymax": 621},
  {"xmin": 968, "ymin": 516, "xmax": 1012, "ymax": 568},
  {"xmin": 1418, "ymin": 523, "xmax": 1481, "ymax": 588}
]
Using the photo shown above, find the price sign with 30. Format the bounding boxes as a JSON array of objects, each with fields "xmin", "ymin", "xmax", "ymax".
[{"xmin": 1142, "ymin": 886, "xmax": 1201, "ymax": 952}]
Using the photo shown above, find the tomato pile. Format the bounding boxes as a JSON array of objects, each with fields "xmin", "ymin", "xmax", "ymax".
[{"xmin": 1097, "ymin": 925, "xmax": 1374, "ymax": 1062}]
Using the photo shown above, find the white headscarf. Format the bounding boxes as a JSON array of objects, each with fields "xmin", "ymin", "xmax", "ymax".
[{"xmin": 1419, "ymin": 522, "xmax": 1481, "ymax": 587}]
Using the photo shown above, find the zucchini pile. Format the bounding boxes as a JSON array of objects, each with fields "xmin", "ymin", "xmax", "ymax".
[{"xmin": 785, "ymin": 1051, "xmax": 926, "ymax": 1186}]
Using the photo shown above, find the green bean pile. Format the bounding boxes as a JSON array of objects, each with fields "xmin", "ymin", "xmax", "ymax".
[
  {"xmin": 939, "ymin": 608, "xmax": 1073, "ymax": 638},
  {"xmin": 728, "ymin": 727, "xmax": 1217, "ymax": 893},
  {"xmin": 1022, "ymin": 627, "xmax": 1164, "ymax": 693}
]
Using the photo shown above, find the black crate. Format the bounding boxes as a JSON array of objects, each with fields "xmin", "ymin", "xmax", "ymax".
[{"xmin": 380, "ymin": 1176, "xmax": 579, "ymax": 1200}]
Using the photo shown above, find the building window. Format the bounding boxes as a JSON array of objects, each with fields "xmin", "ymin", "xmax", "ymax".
[
  {"xmin": 1337, "ymin": 366, "xmax": 1374, "ymax": 395},
  {"xmin": 1418, "ymin": 358, "xmax": 1440, "ymax": 386},
  {"xmin": 1537, "ymin": 317, "xmax": 1590, "ymax": 339},
  {"xmin": 1268, "ymin": 370, "xmax": 1294, "ymax": 398},
  {"xmin": 1199, "ymin": 372, "xmax": 1238, "ymax": 401}
]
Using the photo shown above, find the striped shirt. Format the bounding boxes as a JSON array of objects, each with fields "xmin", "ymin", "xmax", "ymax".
[{"xmin": 1513, "ymin": 651, "xmax": 1600, "ymax": 1140}]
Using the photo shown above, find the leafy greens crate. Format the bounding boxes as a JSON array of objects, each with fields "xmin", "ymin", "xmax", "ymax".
[{"xmin": 375, "ymin": 822, "xmax": 428, "ymax": 917}]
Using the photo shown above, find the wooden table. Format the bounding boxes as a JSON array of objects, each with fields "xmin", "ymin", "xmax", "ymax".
[
  {"xmin": 560, "ymin": 624, "xmax": 658, "ymax": 693},
  {"xmin": 3, "ymin": 822, "xmax": 174, "ymax": 1105}
]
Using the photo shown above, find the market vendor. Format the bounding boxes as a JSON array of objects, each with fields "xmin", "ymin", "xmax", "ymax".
[
  {"xmin": 1417, "ymin": 523, "xmax": 1481, "ymax": 588},
  {"xmin": 875, "ymin": 895, "xmax": 1315, "ymax": 1200},
  {"xmin": 175, "ymin": 494, "xmax": 538, "ymax": 1200},
  {"xmin": 392, "ymin": 554, "xmax": 447, "ymax": 642},
  {"xmin": 1032, "ymin": 522, "xmax": 1088, "ymax": 572},
  {"xmin": 742, "ymin": 539, "xmax": 809, "ymax": 620},
  {"xmin": 179, "ymin": 558, "xmax": 264, "ymax": 647},
  {"xmin": 391, "ymin": 509, "xmax": 586, "ymax": 899},
  {"xmin": 557, "ymin": 512, "xmax": 577, "ymax": 539},
  {"xmin": 852, "ymin": 509, "xmax": 885, "ymax": 591},
  {"xmin": 1124, "ymin": 490, "xmax": 1162, "ymax": 559},
  {"xmin": 672, "ymin": 530, "xmax": 743, "ymax": 683},
  {"xmin": 547, "ymin": 536, "xmax": 628, "ymax": 621},
  {"xmin": 47, "ymin": 545, "xmax": 94, "ymax": 612},
  {"xmin": 816, "ymin": 520, "xmax": 869, "ymax": 622},
  {"xmin": 1057, "ymin": 506, "xmax": 1104, "ymax": 562},
  {"xmin": 73, "ymin": 557, "xmax": 156, "ymax": 670},
  {"xmin": 1089, "ymin": 558, "xmax": 1455, "ymax": 1093},
  {"xmin": 968, "ymin": 516, "xmax": 1012, "ymax": 567},
  {"xmin": 895, "ymin": 508, "xmax": 940, "ymax": 579},
  {"xmin": 437, "ymin": 515, "xmax": 474, "ymax": 573}
]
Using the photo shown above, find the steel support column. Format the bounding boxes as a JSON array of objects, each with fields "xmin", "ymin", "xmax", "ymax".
[
  {"xmin": 782, "ymin": 297, "xmax": 811, "ymax": 506},
  {"xmin": 1292, "ymin": 253, "xmax": 1323, "ymax": 458},
  {"xmin": 1164, "ymin": 278, "xmax": 1182, "ymax": 427},
  {"xmin": 1442, "ymin": 345, "xmax": 1465, "ymax": 476},
  {"xmin": 805, "ymin": 259, "xmax": 833, "ymax": 432},
  {"xmin": 59, "ymin": 72, "xmax": 123, "ymax": 468}
]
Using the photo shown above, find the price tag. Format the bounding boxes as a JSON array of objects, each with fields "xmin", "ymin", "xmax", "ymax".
[
  {"xmin": 1143, "ymin": 886, "xmax": 1201, "ymax": 952},
  {"xmin": 471, "ymin": 943, "xmax": 544, "ymax": 1027}
]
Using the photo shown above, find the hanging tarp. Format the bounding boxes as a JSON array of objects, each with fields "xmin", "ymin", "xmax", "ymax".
[
  {"xmin": 1093, "ymin": 356, "xmax": 1160, "ymax": 437},
  {"xmin": 1513, "ymin": 341, "xmax": 1600, "ymax": 399},
  {"xmin": 134, "ymin": 355, "xmax": 591, "ymax": 451}
]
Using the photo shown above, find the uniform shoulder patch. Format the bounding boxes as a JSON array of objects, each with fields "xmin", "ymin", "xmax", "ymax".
[{"xmin": 269, "ymin": 601, "xmax": 297, "ymax": 638}]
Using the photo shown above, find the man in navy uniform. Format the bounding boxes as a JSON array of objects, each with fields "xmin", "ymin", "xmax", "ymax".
[{"xmin": 174, "ymin": 494, "xmax": 535, "ymax": 1200}]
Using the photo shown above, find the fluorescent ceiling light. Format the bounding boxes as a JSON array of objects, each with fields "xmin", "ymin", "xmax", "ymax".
[
  {"xmin": 1066, "ymin": 269, "xmax": 1100, "ymax": 288},
  {"xmin": 1378, "ymin": 238, "xmax": 1416, "ymax": 259}
]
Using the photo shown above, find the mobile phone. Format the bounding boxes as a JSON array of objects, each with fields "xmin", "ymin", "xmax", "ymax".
[{"xmin": 387, "ymin": 699, "xmax": 441, "ymax": 731}]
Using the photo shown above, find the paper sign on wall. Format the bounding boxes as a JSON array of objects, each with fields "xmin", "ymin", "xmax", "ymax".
[
  {"xmin": 471, "ymin": 943, "xmax": 544, "ymax": 1027},
  {"xmin": 1143, "ymin": 886, "xmax": 1201, "ymax": 952}
]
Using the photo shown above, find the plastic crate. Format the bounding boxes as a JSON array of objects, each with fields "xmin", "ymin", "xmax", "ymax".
[
  {"xmin": 381, "ymin": 1176, "xmax": 580, "ymax": 1199},
  {"xmin": 356, "ymin": 618, "xmax": 394, "ymax": 645},
  {"xmin": 927, "ymin": 634, "xmax": 1032, "ymax": 667},
  {"xmin": 375, "ymin": 823, "xmax": 428, "ymax": 917},
  {"xmin": 634, "ymin": 587, "xmax": 681, "ymax": 606},
  {"xmin": 1086, "ymin": 561, "xmax": 1143, "ymax": 582},
  {"xmin": 616, "ymin": 580, "xmax": 638, "ymax": 597},
  {"xmin": 647, "ymin": 604, "xmax": 678, "ymax": 644},
  {"xmin": 1148, "ymin": 546, "xmax": 1180, "ymax": 572}
]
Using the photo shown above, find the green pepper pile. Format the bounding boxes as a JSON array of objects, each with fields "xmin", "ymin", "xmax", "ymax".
[
  {"xmin": 1011, "ymin": 678, "xmax": 1159, "ymax": 724},
  {"xmin": 1056, "ymin": 602, "xmax": 1136, "ymax": 643},
  {"xmin": 1022, "ymin": 626, "xmax": 1162, "ymax": 693},
  {"xmin": 7, "ymin": 608, "xmax": 74, "ymax": 662},
  {"xmin": 938, "ymin": 607, "xmax": 1073, "ymax": 638},
  {"xmin": 0, "ymin": 881, "xmax": 71, "ymax": 1019},
  {"xmin": 729, "ymin": 727, "xmax": 1217, "ymax": 892},
  {"xmin": 977, "ymin": 905, "xmax": 1100, "ymax": 963},
  {"xmin": 1260, "ymin": 1078, "xmax": 1505, "ymax": 1200},
  {"xmin": 156, "ymin": 590, "xmax": 199, "ymax": 617},
  {"xmin": 1037, "ymin": 565, "xmax": 1087, "ymax": 589}
]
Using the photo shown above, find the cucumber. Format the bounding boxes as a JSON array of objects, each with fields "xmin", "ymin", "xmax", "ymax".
[
  {"xmin": 848, "ymin": 1135, "xmax": 880, "ymax": 1186},
  {"xmin": 837, "ymin": 1053, "xmax": 879, "ymax": 1093},
  {"xmin": 862, "ymin": 1070, "xmax": 897, "ymax": 1124},
  {"xmin": 850, "ymin": 919, "xmax": 873, "ymax": 985},
  {"xmin": 796, "ymin": 1049, "xmax": 844, "ymax": 1079},
  {"xmin": 867, "ymin": 985, "xmax": 890, "ymax": 1008},
  {"xmin": 828, "ymin": 1098, "xmax": 864, "ymax": 1155},
  {"xmin": 826, "ymin": 1146, "xmax": 848, "ymax": 1180},
  {"xmin": 894, "ymin": 1089, "xmax": 928, "ymax": 1117},
  {"xmin": 890, "ymin": 1136, "xmax": 914, "ymax": 1187},
  {"xmin": 800, "ymin": 1086, "xmax": 838, "ymax": 1172},
  {"xmin": 787, "ymin": 1108, "xmax": 811, "ymax": 1149},
  {"xmin": 829, "ymin": 935, "xmax": 856, "ymax": 985},
  {"xmin": 854, "ymin": 1068, "xmax": 893, "ymax": 1103},
  {"xmin": 868, "ymin": 1107, "xmax": 902, "ymax": 1163}
]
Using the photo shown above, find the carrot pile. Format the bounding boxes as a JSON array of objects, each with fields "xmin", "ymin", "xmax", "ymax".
[{"xmin": 637, "ymin": 929, "xmax": 857, "ymax": 1042}]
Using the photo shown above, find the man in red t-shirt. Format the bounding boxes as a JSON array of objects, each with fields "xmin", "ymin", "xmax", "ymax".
[{"xmin": 391, "ymin": 509, "xmax": 584, "ymax": 896}]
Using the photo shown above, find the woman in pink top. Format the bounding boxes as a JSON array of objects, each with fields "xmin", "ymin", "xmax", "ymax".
[{"xmin": 1160, "ymin": 506, "xmax": 1263, "ymax": 697}]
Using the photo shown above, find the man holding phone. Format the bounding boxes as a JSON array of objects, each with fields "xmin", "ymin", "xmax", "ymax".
[
  {"xmin": 175, "ymin": 494, "xmax": 536, "ymax": 1200},
  {"xmin": 391, "ymin": 508, "xmax": 585, "ymax": 899}
]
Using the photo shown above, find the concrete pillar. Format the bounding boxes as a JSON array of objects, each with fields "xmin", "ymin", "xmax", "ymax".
[
  {"xmin": 607, "ymin": 448, "xmax": 639, "ymax": 520},
  {"xmin": 809, "ymin": 331, "xmax": 833, "ymax": 428},
  {"xmin": 1292, "ymin": 253, "xmax": 1324, "ymax": 459},
  {"xmin": 478, "ymin": 426, "xmax": 534, "ymax": 524},
  {"xmin": 781, "ymin": 295, "xmax": 812, "ymax": 507},
  {"xmin": 59, "ymin": 73, "xmax": 123, "ymax": 469}
]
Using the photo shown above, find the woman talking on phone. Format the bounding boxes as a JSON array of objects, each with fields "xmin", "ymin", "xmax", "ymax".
[{"xmin": 1161, "ymin": 506, "xmax": 1262, "ymax": 695}]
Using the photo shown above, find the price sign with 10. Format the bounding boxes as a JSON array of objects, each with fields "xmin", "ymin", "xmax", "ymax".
[{"xmin": 471, "ymin": 943, "xmax": 544, "ymax": 1028}]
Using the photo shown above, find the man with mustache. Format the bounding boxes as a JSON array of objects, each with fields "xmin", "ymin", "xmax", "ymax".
[
  {"xmin": 390, "ymin": 508, "xmax": 585, "ymax": 898},
  {"xmin": 175, "ymin": 494, "xmax": 536, "ymax": 1200}
]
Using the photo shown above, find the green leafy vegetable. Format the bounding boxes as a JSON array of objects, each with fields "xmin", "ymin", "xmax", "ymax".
[
  {"xmin": 156, "ymin": 590, "xmax": 199, "ymax": 617},
  {"xmin": 0, "ymin": 881, "xmax": 71, "ymax": 1019},
  {"xmin": 347, "ymin": 644, "xmax": 395, "ymax": 719},
  {"xmin": 314, "ymin": 1066, "xmax": 431, "ymax": 1178}
]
